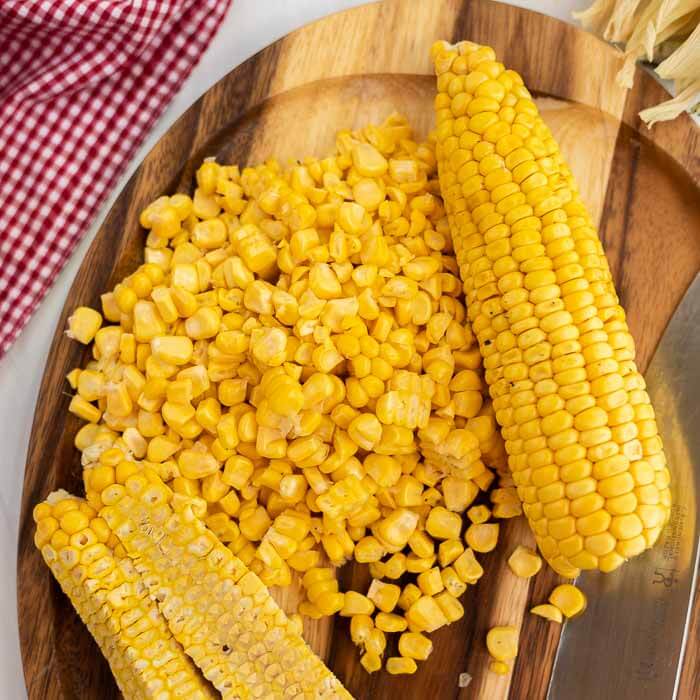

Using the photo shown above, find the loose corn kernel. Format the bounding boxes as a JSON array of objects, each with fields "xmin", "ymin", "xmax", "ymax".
[
  {"xmin": 549, "ymin": 584, "xmax": 587, "ymax": 618},
  {"xmin": 365, "ymin": 627, "xmax": 387, "ymax": 657},
  {"xmin": 490, "ymin": 661, "xmax": 510, "ymax": 675},
  {"xmin": 383, "ymin": 552, "xmax": 407, "ymax": 579},
  {"xmin": 441, "ymin": 566, "xmax": 467, "ymax": 597},
  {"xmin": 398, "ymin": 583, "xmax": 422, "ymax": 612},
  {"xmin": 405, "ymin": 595, "xmax": 448, "ymax": 633},
  {"xmin": 486, "ymin": 626, "xmax": 519, "ymax": 662},
  {"xmin": 341, "ymin": 591, "xmax": 375, "ymax": 617},
  {"xmin": 350, "ymin": 614, "xmax": 374, "ymax": 646},
  {"xmin": 465, "ymin": 522, "xmax": 499, "ymax": 552},
  {"xmin": 426, "ymin": 506, "xmax": 462, "ymax": 540},
  {"xmin": 376, "ymin": 612, "xmax": 407, "ymax": 633},
  {"xmin": 360, "ymin": 652, "xmax": 382, "ymax": 674},
  {"xmin": 367, "ymin": 579, "xmax": 401, "ymax": 613},
  {"xmin": 417, "ymin": 567, "xmax": 444, "ymax": 596},
  {"xmin": 438, "ymin": 539, "xmax": 464, "ymax": 567},
  {"xmin": 507, "ymin": 545, "xmax": 542, "ymax": 578},
  {"xmin": 434, "ymin": 591, "xmax": 464, "ymax": 623},
  {"xmin": 530, "ymin": 604, "xmax": 563, "ymax": 623},
  {"xmin": 66, "ymin": 307, "xmax": 102, "ymax": 344},
  {"xmin": 453, "ymin": 548, "xmax": 484, "ymax": 584},
  {"xmin": 398, "ymin": 631, "xmax": 433, "ymax": 660},
  {"xmin": 69, "ymin": 396, "xmax": 102, "ymax": 423},
  {"xmin": 348, "ymin": 413, "xmax": 382, "ymax": 451},
  {"xmin": 406, "ymin": 553, "xmax": 436, "ymax": 574},
  {"xmin": 374, "ymin": 508, "xmax": 419, "ymax": 549},
  {"xmin": 467, "ymin": 505, "xmax": 491, "ymax": 524},
  {"xmin": 386, "ymin": 657, "xmax": 417, "ymax": 675}
]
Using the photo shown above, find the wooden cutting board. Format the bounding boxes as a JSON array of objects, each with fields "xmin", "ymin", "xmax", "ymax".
[{"xmin": 17, "ymin": 0, "xmax": 700, "ymax": 698}]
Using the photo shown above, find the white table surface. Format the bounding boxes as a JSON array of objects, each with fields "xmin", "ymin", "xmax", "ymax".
[{"xmin": 1, "ymin": 0, "xmax": 588, "ymax": 695}]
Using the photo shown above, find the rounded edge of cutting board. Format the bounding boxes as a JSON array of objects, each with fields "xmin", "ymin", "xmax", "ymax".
[{"xmin": 17, "ymin": 0, "xmax": 700, "ymax": 698}]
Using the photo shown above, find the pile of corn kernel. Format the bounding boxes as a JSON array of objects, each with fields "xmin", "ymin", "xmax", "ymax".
[{"xmin": 65, "ymin": 114, "xmax": 526, "ymax": 675}]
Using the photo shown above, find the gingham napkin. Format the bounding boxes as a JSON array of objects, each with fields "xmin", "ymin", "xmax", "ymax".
[{"xmin": 0, "ymin": 0, "xmax": 232, "ymax": 357}]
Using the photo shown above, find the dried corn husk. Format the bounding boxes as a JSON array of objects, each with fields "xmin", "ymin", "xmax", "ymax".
[{"xmin": 575, "ymin": 0, "xmax": 700, "ymax": 124}]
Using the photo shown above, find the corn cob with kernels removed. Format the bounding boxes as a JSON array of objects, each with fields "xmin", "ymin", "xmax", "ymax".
[
  {"xmin": 33, "ymin": 491, "xmax": 215, "ymax": 699},
  {"xmin": 89, "ymin": 464, "xmax": 352, "ymax": 699},
  {"xmin": 431, "ymin": 40, "xmax": 671, "ymax": 577}
]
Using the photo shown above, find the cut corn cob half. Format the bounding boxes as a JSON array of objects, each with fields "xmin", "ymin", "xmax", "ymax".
[
  {"xmin": 33, "ymin": 490, "xmax": 215, "ymax": 700},
  {"xmin": 96, "ymin": 467, "xmax": 352, "ymax": 699},
  {"xmin": 431, "ymin": 40, "xmax": 671, "ymax": 577}
]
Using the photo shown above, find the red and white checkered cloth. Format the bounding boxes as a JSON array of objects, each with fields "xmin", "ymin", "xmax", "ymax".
[{"xmin": 0, "ymin": 0, "xmax": 232, "ymax": 358}]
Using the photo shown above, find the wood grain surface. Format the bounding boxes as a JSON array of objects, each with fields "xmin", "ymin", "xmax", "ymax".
[{"xmin": 16, "ymin": 1, "xmax": 700, "ymax": 698}]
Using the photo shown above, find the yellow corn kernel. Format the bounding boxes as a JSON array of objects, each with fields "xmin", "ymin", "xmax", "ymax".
[
  {"xmin": 185, "ymin": 306, "xmax": 220, "ymax": 339},
  {"xmin": 442, "ymin": 476, "xmax": 479, "ymax": 512},
  {"xmin": 376, "ymin": 612, "xmax": 408, "ymax": 633},
  {"xmin": 59, "ymin": 510, "xmax": 90, "ymax": 535},
  {"xmin": 490, "ymin": 661, "xmax": 510, "ymax": 675},
  {"xmin": 441, "ymin": 566, "xmax": 468, "ymax": 598},
  {"xmin": 398, "ymin": 583, "xmax": 422, "ymax": 612},
  {"xmin": 530, "ymin": 603, "xmax": 564, "ymax": 623},
  {"xmin": 365, "ymin": 627, "xmax": 387, "ymax": 657},
  {"xmin": 132, "ymin": 300, "xmax": 166, "ymax": 342},
  {"xmin": 549, "ymin": 584, "xmax": 587, "ymax": 618},
  {"xmin": 435, "ymin": 590, "xmax": 464, "ymax": 623},
  {"xmin": 341, "ymin": 591, "xmax": 375, "ymax": 617},
  {"xmin": 417, "ymin": 567, "xmax": 444, "ymax": 596},
  {"xmin": 438, "ymin": 539, "xmax": 465, "ymax": 568},
  {"xmin": 69, "ymin": 395, "xmax": 102, "ymax": 423},
  {"xmin": 386, "ymin": 657, "xmax": 417, "ymax": 675},
  {"xmin": 404, "ymin": 552, "xmax": 435, "ymax": 574},
  {"xmin": 146, "ymin": 435, "xmax": 178, "ymax": 463},
  {"xmin": 239, "ymin": 505, "xmax": 272, "ymax": 542},
  {"xmin": 77, "ymin": 370, "xmax": 104, "ymax": 402},
  {"xmin": 363, "ymin": 454, "xmax": 402, "ymax": 488},
  {"xmin": 315, "ymin": 591, "xmax": 345, "ymax": 616},
  {"xmin": 360, "ymin": 651, "xmax": 382, "ymax": 674},
  {"xmin": 347, "ymin": 413, "xmax": 382, "ymax": 451},
  {"xmin": 426, "ymin": 506, "xmax": 462, "ymax": 540},
  {"xmin": 465, "ymin": 522, "xmax": 499, "ymax": 552},
  {"xmin": 354, "ymin": 536, "xmax": 385, "ymax": 563},
  {"xmin": 288, "ymin": 548, "xmax": 320, "ymax": 572},
  {"xmin": 383, "ymin": 552, "xmax": 407, "ymax": 579},
  {"xmin": 395, "ymin": 475, "xmax": 424, "ymax": 507},
  {"xmin": 177, "ymin": 448, "xmax": 219, "ymax": 480},
  {"xmin": 201, "ymin": 470, "xmax": 229, "ymax": 503},
  {"xmin": 150, "ymin": 335, "xmax": 193, "ymax": 365},
  {"xmin": 66, "ymin": 307, "xmax": 102, "ymax": 344},
  {"xmin": 352, "ymin": 143, "xmax": 389, "ymax": 178},
  {"xmin": 66, "ymin": 368, "xmax": 81, "ymax": 390},
  {"xmin": 350, "ymin": 614, "xmax": 374, "ymax": 646},
  {"xmin": 467, "ymin": 505, "xmax": 491, "ymax": 524},
  {"xmin": 405, "ymin": 595, "xmax": 449, "ymax": 633},
  {"xmin": 374, "ymin": 508, "xmax": 419, "ymax": 549},
  {"xmin": 100, "ymin": 292, "xmax": 121, "ymax": 322},
  {"xmin": 453, "ymin": 548, "xmax": 484, "ymax": 584},
  {"xmin": 408, "ymin": 530, "xmax": 434, "ymax": 559},
  {"xmin": 486, "ymin": 626, "xmax": 519, "ymax": 662},
  {"xmin": 398, "ymin": 631, "xmax": 433, "ymax": 661},
  {"xmin": 367, "ymin": 579, "xmax": 401, "ymax": 613},
  {"xmin": 218, "ymin": 378, "xmax": 247, "ymax": 407},
  {"xmin": 507, "ymin": 545, "xmax": 542, "ymax": 578}
]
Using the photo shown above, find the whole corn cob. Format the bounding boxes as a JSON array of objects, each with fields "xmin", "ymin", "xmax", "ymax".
[
  {"xmin": 91, "ymin": 464, "xmax": 352, "ymax": 699},
  {"xmin": 431, "ymin": 40, "xmax": 671, "ymax": 577},
  {"xmin": 33, "ymin": 491, "xmax": 215, "ymax": 700}
]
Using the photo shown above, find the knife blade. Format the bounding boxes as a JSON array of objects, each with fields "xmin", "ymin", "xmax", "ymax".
[{"xmin": 547, "ymin": 274, "xmax": 700, "ymax": 700}]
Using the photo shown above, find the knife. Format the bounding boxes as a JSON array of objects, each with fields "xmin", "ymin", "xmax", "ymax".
[{"xmin": 548, "ymin": 274, "xmax": 700, "ymax": 700}]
